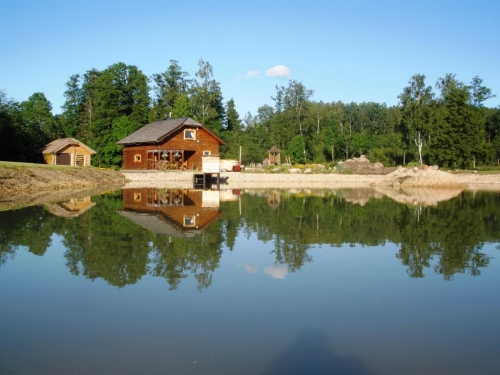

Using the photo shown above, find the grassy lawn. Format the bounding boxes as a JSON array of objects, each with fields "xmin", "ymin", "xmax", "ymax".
[{"xmin": 0, "ymin": 161, "xmax": 85, "ymax": 170}]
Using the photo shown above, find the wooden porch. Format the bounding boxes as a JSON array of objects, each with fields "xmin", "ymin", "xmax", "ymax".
[{"xmin": 146, "ymin": 149, "xmax": 196, "ymax": 170}]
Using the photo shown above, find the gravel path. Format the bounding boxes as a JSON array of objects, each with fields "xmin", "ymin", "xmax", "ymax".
[{"xmin": 122, "ymin": 169, "xmax": 500, "ymax": 190}]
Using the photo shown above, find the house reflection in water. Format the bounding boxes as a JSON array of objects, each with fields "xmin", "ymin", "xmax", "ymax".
[
  {"xmin": 44, "ymin": 196, "xmax": 96, "ymax": 218},
  {"xmin": 118, "ymin": 188, "xmax": 224, "ymax": 238}
]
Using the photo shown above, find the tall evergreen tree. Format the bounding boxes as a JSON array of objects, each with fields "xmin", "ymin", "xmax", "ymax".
[
  {"xmin": 150, "ymin": 60, "xmax": 190, "ymax": 121},
  {"xmin": 60, "ymin": 74, "xmax": 83, "ymax": 138},
  {"xmin": 60, "ymin": 63, "xmax": 150, "ymax": 167},
  {"xmin": 432, "ymin": 74, "xmax": 485, "ymax": 168},
  {"xmin": 224, "ymin": 98, "xmax": 241, "ymax": 132},
  {"xmin": 220, "ymin": 98, "xmax": 242, "ymax": 159}
]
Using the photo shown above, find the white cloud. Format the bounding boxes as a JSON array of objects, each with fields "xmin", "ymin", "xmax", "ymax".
[
  {"xmin": 236, "ymin": 263, "xmax": 259, "ymax": 274},
  {"xmin": 244, "ymin": 70, "xmax": 259, "ymax": 79},
  {"xmin": 264, "ymin": 265, "xmax": 289, "ymax": 279},
  {"xmin": 236, "ymin": 70, "xmax": 259, "ymax": 81},
  {"xmin": 265, "ymin": 65, "xmax": 291, "ymax": 78}
]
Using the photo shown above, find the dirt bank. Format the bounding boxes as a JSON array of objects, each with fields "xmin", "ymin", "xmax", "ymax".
[{"xmin": 0, "ymin": 162, "xmax": 126, "ymax": 196}]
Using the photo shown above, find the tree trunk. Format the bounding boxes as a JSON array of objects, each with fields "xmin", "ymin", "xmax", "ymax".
[{"xmin": 415, "ymin": 131, "xmax": 423, "ymax": 165}]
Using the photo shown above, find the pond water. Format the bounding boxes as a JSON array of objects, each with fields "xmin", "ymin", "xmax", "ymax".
[{"xmin": 1, "ymin": 188, "xmax": 499, "ymax": 375}]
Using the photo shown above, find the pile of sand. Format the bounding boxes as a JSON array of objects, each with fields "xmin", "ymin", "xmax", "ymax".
[
  {"xmin": 373, "ymin": 186, "xmax": 465, "ymax": 206},
  {"xmin": 378, "ymin": 167, "xmax": 467, "ymax": 188}
]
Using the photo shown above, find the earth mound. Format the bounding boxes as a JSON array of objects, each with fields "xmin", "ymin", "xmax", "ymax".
[
  {"xmin": 338, "ymin": 155, "xmax": 397, "ymax": 175},
  {"xmin": 379, "ymin": 166, "xmax": 467, "ymax": 188}
]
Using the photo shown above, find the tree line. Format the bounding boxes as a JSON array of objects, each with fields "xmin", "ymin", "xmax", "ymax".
[{"xmin": 1, "ymin": 59, "xmax": 499, "ymax": 168}]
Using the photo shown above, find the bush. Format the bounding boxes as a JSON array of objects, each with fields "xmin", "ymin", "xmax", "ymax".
[{"xmin": 334, "ymin": 163, "xmax": 352, "ymax": 174}]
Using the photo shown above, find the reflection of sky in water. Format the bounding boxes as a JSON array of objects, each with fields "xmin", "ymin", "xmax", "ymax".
[
  {"xmin": 264, "ymin": 265, "xmax": 288, "ymax": 279},
  {"xmin": 236, "ymin": 263, "xmax": 289, "ymax": 279},
  {"xmin": 1, "ymin": 205, "xmax": 500, "ymax": 374},
  {"xmin": 226, "ymin": 233, "xmax": 293, "ymax": 281}
]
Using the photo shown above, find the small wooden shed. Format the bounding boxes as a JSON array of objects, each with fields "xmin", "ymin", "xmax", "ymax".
[
  {"xmin": 44, "ymin": 197, "xmax": 96, "ymax": 218},
  {"xmin": 37, "ymin": 138, "xmax": 95, "ymax": 166},
  {"xmin": 268, "ymin": 146, "xmax": 281, "ymax": 164}
]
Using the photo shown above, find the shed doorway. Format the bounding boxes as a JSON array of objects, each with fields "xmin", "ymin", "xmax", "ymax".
[{"xmin": 56, "ymin": 153, "xmax": 71, "ymax": 165}]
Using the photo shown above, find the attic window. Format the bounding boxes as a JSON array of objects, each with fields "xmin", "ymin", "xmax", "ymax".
[{"xmin": 184, "ymin": 129, "xmax": 196, "ymax": 140}]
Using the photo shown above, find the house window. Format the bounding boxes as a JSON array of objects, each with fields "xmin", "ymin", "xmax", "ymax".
[
  {"xmin": 184, "ymin": 129, "xmax": 196, "ymax": 140},
  {"xmin": 202, "ymin": 150, "xmax": 211, "ymax": 156},
  {"xmin": 134, "ymin": 154, "xmax": 141, "ymax": 162},
  {"xmin": 134, "ymin": 193, "xmax": 141, "ymax": 202},
  {"xmin": 183, "ymin": 215, "xmax": 196, "ymax": 227}
]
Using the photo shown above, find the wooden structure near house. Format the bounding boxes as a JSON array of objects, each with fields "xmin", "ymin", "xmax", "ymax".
[
  {"xmin": 118, "ymin": 188, "xmax": 222, "ymax": 237},
  {"xmin": 37, "ymin": 138, "xmax": 95, "ymax": 166},
  {"xmin": 44, "ymin": 196, "xmax": 96, "ymax": 218},
  {"xmin": 268, "ymin": 146, "xmax": 281, "ymax": 164},
  {"xmin": 116, "ymin": 117, "xmax": 225, "ymax": 170}
]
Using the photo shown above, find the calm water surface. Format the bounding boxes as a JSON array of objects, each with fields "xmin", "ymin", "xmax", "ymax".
[{"xmin": 0, "ymin": 188, "xmax": 499, "ymax": 375}]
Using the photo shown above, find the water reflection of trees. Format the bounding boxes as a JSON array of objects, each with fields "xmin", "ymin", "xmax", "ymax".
[
  {"xmin": 222, "ymin": 190, "xmax": 500, "ymax": 280},
  {"xmin": 0, "ymin": 193, "xmax": 224, "ymax": 291},
  {"xmin": 0, "ymin": 190, "xmax": 499, "ymax": 289},
  {"xmin": 0, "ymin": 206, "xmax": 57, "ymax": 264},
  {"xmin": 396, "ymin": 194, "xmax": 495, "ymax": 279}
]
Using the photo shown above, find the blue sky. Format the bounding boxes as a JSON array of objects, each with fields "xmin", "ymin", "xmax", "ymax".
[{"xmin": 1, "ymin": 0, "xmax": 499, "ymax": 118}]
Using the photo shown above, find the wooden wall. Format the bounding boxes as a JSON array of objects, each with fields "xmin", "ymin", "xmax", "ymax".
[
  {"xmin": 122, "ymin": 188, "xmax": 221, "ymax": 231},
  {"xmin": 121, "ymin": 127, "xmax": 221, "ymax": 170}
]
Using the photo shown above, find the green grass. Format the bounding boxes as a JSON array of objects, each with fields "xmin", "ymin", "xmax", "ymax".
[{"xmin": 0, "ymin": 161, "xmax": 83, "ymax": 170}]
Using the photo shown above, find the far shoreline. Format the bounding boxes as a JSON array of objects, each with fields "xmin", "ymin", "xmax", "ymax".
[{"xmin": 121, "ymin": 169, "xmax": 500, "ymax": 191}]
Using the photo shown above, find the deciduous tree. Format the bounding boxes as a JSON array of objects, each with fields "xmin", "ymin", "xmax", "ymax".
[
  {"xmin": 398, "ymin": 74, "xmax": 434, "ymax": 165},
  {"xmin": 190, "ymin": 59, "xmax": 225, "ymax": 134}
]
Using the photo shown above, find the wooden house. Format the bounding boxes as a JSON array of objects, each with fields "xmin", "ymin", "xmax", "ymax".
[
  {"xmin": 37, "ymin": 138, "xmax": 95, "ymax": 166},
  {"xmin": 119, "ymin": 188, "xmax": 222, "ymax": 237},
  {"xmin": 116, "ymin": 117, "xmax": 225, "ymax": 170}
]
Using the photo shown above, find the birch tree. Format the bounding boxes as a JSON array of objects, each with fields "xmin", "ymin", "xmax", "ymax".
[
  {"xmin": 190, "ymin": 58, "xmax": 224, "ymax": 134},
  {"xmin": 398, "ymin": 74, "xmax": 434, "ymax": 165}
]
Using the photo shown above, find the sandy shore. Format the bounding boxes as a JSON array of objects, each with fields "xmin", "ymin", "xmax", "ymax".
[{"xmin": 122, "ymin": 170, "xmax": 500, "ymax": 190}]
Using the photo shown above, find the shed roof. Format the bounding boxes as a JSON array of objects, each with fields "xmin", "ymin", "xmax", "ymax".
[
  {"xmin": 37, "ymin": 138, "xmax": 95, "ymax": 154},
  {"xmin": 268, "ymin": 146, "xmax": 280, "ymax": 153},
  {"xmin": 116, "ymin": 117, "xmax": 225, "ymax": 146}
]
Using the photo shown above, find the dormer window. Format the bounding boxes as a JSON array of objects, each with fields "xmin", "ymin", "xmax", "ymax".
[{"xmin": 184, "ymin": 129, "xmax": 196, "ymax": 140}]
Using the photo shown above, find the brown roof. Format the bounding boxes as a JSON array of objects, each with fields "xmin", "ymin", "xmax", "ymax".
[
  {"xmin": 268, "ymin": 146, "xmax": 280, "ymax": 153},
  {"xmin": 116, "ymin": 117, "xmax": 225, "ymax": 146},
  {"xmin": 117, "ymin": 210, "xmax": 201, "ymax": 238},
  {"xmin": 37, "ymin": 138, "xmax": 95, "ymax": 154}
]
